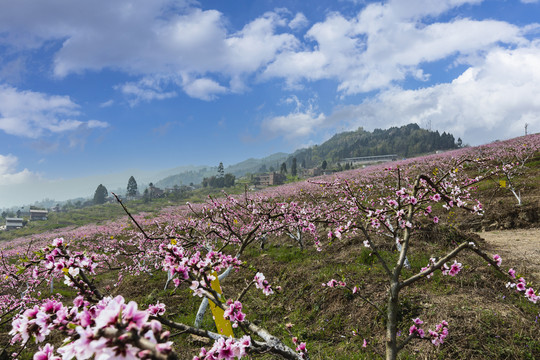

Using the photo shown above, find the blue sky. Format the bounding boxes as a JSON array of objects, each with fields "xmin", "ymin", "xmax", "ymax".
[{"xmin": 1, "ymin": 0, "xmax": 540, "ymax": 207}]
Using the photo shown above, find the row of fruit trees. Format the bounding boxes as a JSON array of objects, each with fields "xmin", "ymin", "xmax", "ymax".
[{"xmin": 1, "ymin": 134, "xmax": 539, "ymax": 360}]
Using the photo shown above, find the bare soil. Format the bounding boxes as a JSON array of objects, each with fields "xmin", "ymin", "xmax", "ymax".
[{"xmin": 476, "ymin": 227, "xmax": 540, "ymax": 281}]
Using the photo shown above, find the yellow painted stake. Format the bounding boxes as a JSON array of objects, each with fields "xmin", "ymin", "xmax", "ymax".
[{"xmin": 207, "ymin": 272, "xmax": 234, "ymax": 337}]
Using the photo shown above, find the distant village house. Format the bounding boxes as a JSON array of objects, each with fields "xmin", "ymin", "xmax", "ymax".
[
  {"xmin": 145, "ymin": 183, "xmax": 165, "ymax": 199},
  {"xmin": 255, "ymin": 172, "xmax": 286, "ymax": 186},
  {"xmin": 30, "ymin": 209, "xmax": 48, "ymax": 221},
  {"xmin": 341, "ymin": 154, "xmax": 398, "ymax": 166},
  {"xmin": 5, "ymin": 218, "xmax": 23, "ymax": 230},
  {"xmin": 301, "ymin": 168, "xmax": 323, "ymax": 178}
]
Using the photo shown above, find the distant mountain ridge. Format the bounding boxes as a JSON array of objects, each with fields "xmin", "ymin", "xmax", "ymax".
[
  {"xmin": 155, "ymin": 152, "xmax": 288, "ymax": 189},
  {"xmin": 2, "ymin": 124, "xmax": 460, "ymax": 210},
  {"xmin": 155, "ymin": 124, "xmax": 459, "ymax": 188}
]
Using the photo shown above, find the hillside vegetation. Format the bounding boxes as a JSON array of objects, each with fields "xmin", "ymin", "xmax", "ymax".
[
  {"xmin": 157, "ymin": 124, "xmax": 458, "ymax": 189},
  {"xmin": 288, "ymin": 123, "xmax": 458, "ymax": 169},
  {"xmin": 2, "ymin": 124, "xmax": 460, "ymax": 241},
  {"xmin": 0, "ymin": 134, "xmax": 539, "ymax": 360}
]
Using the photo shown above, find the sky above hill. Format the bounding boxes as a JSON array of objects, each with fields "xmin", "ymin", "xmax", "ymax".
[{"xmin": 1, "ymin": 0, "xmax": 540, "ymax": 207}]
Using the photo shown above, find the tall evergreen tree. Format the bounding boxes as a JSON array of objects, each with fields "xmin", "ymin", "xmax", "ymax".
[
  {"xmin": 291, "ymin": 157, "xmax": 297, "ymax": 177},
  {"xmin": 93, "ymin": 184, "xmax": 108, "ymax": 205},
  {"xmin": 127, "ymin": 176, "xmax": 138, "ymax": 197},
  {"xmin": 280, "ymin": 162, "xmax": 287, "ymax": 175},
  {"xmin": 217, "ymin": 162, "xmax": 225, "ymax": 178},
  {"xmin": 321, "ymin": 160, "xmax": 328, "ymax": 170}
]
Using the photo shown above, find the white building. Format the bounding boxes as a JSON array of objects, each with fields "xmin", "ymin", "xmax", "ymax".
[{"xmin": 5, "ymin": 217, "xmax": 23, "ymax": 230}]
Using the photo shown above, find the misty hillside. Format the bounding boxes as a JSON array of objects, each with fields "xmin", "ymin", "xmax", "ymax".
[
  {"xmin": 224, "ymin": 152, "xmax": 289, "ymax": 175},
  {"xmin": 155, "ymin": 152, "xmax": 288, "ymax": 189},
  {"xmin": 154, "ymin": 167, "xmax": 217, "ymax": 189},
  {"xmin": 155, "ymin": 124, "xmax": 459, "ymax": 189}
]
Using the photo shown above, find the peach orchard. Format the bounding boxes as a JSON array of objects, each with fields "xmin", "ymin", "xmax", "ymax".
[{"xmin": 1, "ymin": 134, "xmax": 539, "ymax": 360}]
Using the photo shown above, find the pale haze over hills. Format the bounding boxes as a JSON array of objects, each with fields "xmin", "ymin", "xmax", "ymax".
[
  {"xmin": 0, "ymin": 124, "xmax": 468, "ymax": 208},
  {"xmin": 1, "ymin": 0, "xmax": 540, "ymax": 207}
]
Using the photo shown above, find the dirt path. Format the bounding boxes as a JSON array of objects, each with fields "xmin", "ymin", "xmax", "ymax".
[{"xmin": 476, "ymin": 228, "xmax": 540, "ymax": 281}]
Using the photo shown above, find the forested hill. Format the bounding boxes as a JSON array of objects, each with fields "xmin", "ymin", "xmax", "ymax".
[
  {"xmin": 290, "ymin": 123, "xmax": 459, "ymax": 168},
  {"xmin": 155, "ymin": 124, "xmax": 459, "ymax": 188}
]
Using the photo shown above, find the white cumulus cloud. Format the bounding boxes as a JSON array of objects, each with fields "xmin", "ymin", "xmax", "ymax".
[
  {"xmin": 118, "ymin": 77, "xmax": 177, "ymax": 106},
  {"xmin": 264, "ymin": 0, "xmax": 526, "ymax": 94},
  {"xmin": 263, "ymin": 97, "xmax": 327, "ymax": 140},
  {"xmin": 87, "ymin": 120, "xmax": 109, "ymax": 129},
  {"xmin": 183, "ymin": 78, "xmax": 228, "ymax": 101},
  {"xmin": 289, "ymin": 12, "xmax": 308, "ymax": 30},
  {"xmin": 0, "ymin": 85, "xmax": 108, "ymax": 138},
  {"xmin": 3, "ymin": 0, "xmax": 531, "ymax": 103},
  {"xmin": 326, "ymin": 43, "xmax": 540, "ymax": 145},
  {"xmin": 0, "ymin": 1, "xmax": 299, "ymax": 102},
  {"xmin": 0, "ymin": 154, "xmax": 36, "ymax": 186}
]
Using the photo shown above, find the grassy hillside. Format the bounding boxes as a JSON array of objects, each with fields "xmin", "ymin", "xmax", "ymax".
[
  {"xmin": 1, "ymin": 134, "xmax": 539, "ymax": 360},
  {"xmin": 0, "ymin": 184, "xmax": 251, "ymax": 243}
]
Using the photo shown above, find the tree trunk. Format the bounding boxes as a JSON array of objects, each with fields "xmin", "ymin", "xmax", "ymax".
[{"xmin": 386, "ymin": 280, "xmax": 400, "ymax": 360}]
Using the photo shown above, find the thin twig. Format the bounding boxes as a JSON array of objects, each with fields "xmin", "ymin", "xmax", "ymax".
[{"xmin": 112, "ymin": 192, "xmax": 152, "ymax": 240}]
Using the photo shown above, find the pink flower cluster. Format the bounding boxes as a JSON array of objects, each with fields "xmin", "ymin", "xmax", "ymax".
[
  {"xmin": 147, "ymin": 301, "xmax": 166, "ymax": 316},
  {"xmin": 194, "ymin": 335, "xmax": 251, "ymax": 360},
  {"xmin": 428, "ymin": 320, "xmax": 449, "ymax": 346},
  {"xmin": 507, "ymin": 277, "xmax": 539, "ymax": 303},
  {"xmin": 420, "ymin": 258, "xmax": 462, "ymax": 278},
  {"xmin": 322, "ymin": 279, "xmax": 346, "ymax": 288},
  {"xmin": 254, "ymin": 272, "xmax": 273, "ymax": 296},
  {"xmin": 525, "ymin": 287, "xmax": 539, "ymax": 303},
  {"xmin": 292, "ymin": 336, "xmax": 308, "ymax": 358},
  {"xmin": 223, "ymin": 300, "xmax": 246, "ymax": 328},
  {"xmin": 45, "ymin": 238, "xmax": 97, "ymax": 274},
  {"xmin": 408, "ymin": 318, "xmax": 426, "ymax": 338},
  {"xmin": 493, "ymin": 254, "xmax": 502, "ymax": 267},
  {"xmin": 34, "ymin": 343, "xmax": 61, "ymax": 360},
  {"xmin": 441, "ymin": 260, "xmax": 463, "ymax": 277},
  {"xmin": 161, "ymin": 243, "xmax": 242, "ymax": 289},
  {"xmin": 11, "ymin": 295, "xmax": 173, "ymax": 359},
  {"xmin": 38, "ymin": 238, "xmax": 98, "ymax": 292},
  {"xmin": 409, "ymin": 318, "xmax": 449, "ymax": 346},
  {"xmin": 10, "ymin": 299, "xmax": 66, "ymax": 344},
  {"xmin": 493, "ymin": 256, "xmax": 539, "ymax": 304}
]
